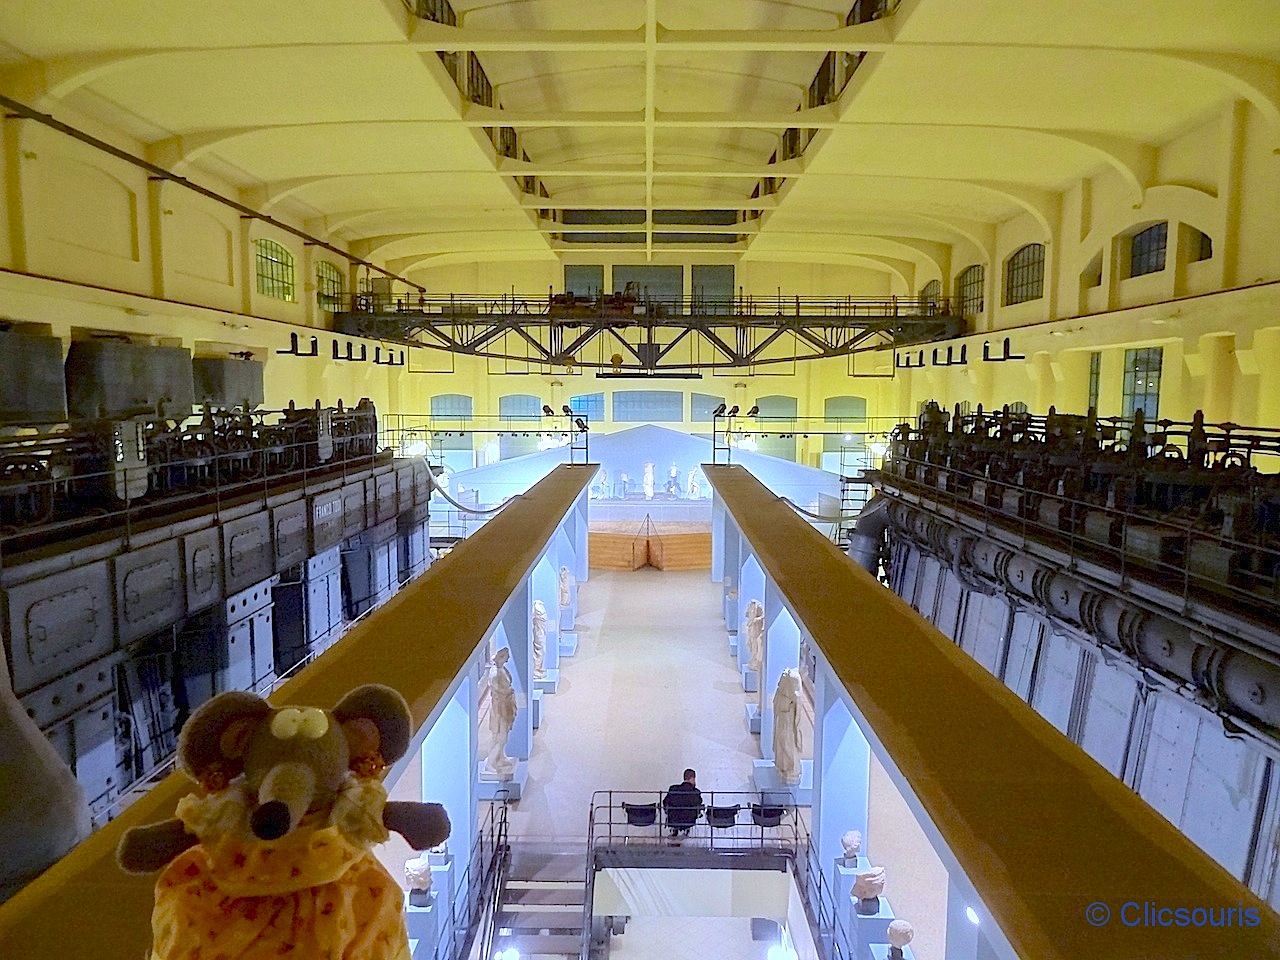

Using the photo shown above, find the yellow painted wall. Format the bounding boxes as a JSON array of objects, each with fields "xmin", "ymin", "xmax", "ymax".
[{"xmin": 0, "ymin": 94, "xmax": 1278, "ymax": 442}]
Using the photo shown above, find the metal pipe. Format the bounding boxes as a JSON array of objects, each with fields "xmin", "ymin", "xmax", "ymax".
[
  {"xmin": 0, "ymin": 675, "xmax": 91, "ymax": 903},
  {"xmin": 846, "ymin": 493, "xmax": 890, "ymax": 573}
]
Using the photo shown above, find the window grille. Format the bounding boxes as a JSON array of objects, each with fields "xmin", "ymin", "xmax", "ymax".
[
  {"xmin": 316, "ymin": 261, "xmax": 344, "ymax": 311},
  {"xmin": 253, "ymin": 238, "xmax": 295, "ymax": 302},
  {"xmin": 1129, "ymin": 222, "xmax": 1167, "ymax": 277},
  {"xmin": 1004, "ymin": 244, "xmax": 1044, "ymax": 305},
  {"xmin": 957, "ymin": 264, "xmax": 985, "ymax": 316},
  {"xmin": 1122, "ymin": 347, "xmax": 1162, "ymax": 422}
]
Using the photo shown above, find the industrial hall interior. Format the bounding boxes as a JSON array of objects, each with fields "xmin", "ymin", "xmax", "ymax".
[{"xmin": 2, "ymin": 1, "xmax": 1280, "ymax": 959}]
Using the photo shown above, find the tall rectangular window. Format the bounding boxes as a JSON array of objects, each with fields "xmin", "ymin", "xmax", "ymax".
[
  {"xmin": 1129, "ymin": 222, "xmax": 1168, "ymax": 277},
  {"xmin": 253, "ymin": 238, "xmax": 295, "ymax": 302},
  {"xmin": 612, "ymin": 390, "xmax": 683, "ymax": 422},
  {"xmin": 316, "ymin": 261, "xmax": 345, "ymax": 311},
  {"xmin": 1004, "ymin": 244, "xmax": 1045, "ymax": 305},
  {"xmin": 1087, "ymin": 352, "xmax": 1101, "ymax": 412},
  {"xmin": 957, "ymin": 264, "xmax": 984, "ymax": 316},
  {"xmin": 1122, "ymin": 347, "xmax": 1162, "ymax": 422}
]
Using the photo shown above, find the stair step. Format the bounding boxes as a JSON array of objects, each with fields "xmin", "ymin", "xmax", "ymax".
[
  {"xmin": 504, "ymin": 903, "xmax": 582, "ymax": 913},
  {"xmin": 505, "ymin": 880, "xmax": 583, "ymax": 890},
  {"xmin": 499, "ymin": 934, "xmax": 583, "ymax": 955}
]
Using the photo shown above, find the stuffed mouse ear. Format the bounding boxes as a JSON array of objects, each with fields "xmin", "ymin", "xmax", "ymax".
[
  {"xmin": 333, "ymin": 685, "xmax": 412, "ymax": 765},
  {"xmin": 177, "ymin": 691, "xmax": 271, "ymax": 787}
]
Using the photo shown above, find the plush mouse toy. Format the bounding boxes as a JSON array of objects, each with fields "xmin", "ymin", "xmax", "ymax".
[{"xmin": 117, "ymin": 684, "xmax": 450, "ymax": 960}]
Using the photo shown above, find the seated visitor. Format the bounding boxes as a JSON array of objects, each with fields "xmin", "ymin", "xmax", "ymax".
[{"xmin": 663, "ymin": 768, "xmax": 703, "ymax": 844}]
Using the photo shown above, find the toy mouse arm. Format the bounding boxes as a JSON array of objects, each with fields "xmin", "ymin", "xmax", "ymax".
[
  {"xmin": 116, "ymin": 818, "xmax": 199, "ymax": 874},
  {"xmin": 383, "ymin": 801, "xmax": 450, "ymax": 851}
]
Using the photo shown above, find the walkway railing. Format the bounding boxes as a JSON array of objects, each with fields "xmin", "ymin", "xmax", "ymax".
[
  {"xmin": 581, "ymin": 790, "xmax": 853, "ymax": 960},
  {"xmin": 433, "ymin": 799, "xmax": 510, "ymax": 960}
]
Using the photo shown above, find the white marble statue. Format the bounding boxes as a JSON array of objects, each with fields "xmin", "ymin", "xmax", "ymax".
[
  {"xmin": 404, "ymin": 857, "xmax": 433, "ymax": 893},
  {"xmin": 532, "ymin": 600, "xmax": 548, "ymax": 680},
  {"xmin": 687, "ymin": 467, "xmax": 701, "ymax": 499},
  {"xmin": 744, "ymin": 599, "xmax": 765, "ymax": 674},
  {"xmin": 558, "ymin": 566, "xmax": 571, "ymax": 610},
  {"xmin": 772, "ymin": 668, "xmax": 804, "ymax": 785},
  {"xmin": 642, "ymin": 461, "xmax": 655, "ymax": 500},
  {"xmin": 841, "ymin": 829, "xmax": 863, "ymax": 864},
  {"xmin": 852, "ymin": 865, "xmax": 887, "ymax": 915},
  {"xmin": 887, "ymin": 919, "xmax": 914, "ymax": 953},
  {"xmin": 482, "ymin": 647, "xmax": 517, "ymax": 780}
]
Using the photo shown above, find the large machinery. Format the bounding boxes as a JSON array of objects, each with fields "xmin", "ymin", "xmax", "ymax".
[
  {"xmin": 873, "ymin": 402, "xmax": 1280, "ymax": 898},
  {"xmin": 0, "ymin": 327, "xmax": 431, "ymax": 830}
]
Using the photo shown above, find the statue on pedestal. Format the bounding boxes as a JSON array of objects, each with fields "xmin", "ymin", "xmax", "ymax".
[
  {"xmin": 772, "ymin": 668, "xmax": 804, "ymax": 785},
  {"xmin": 744, "ymin": 599, "xmax": 765, "ymax": 674},
  {"xmin": 852, "ymin": 865, "xmax": 886, "ymax": 916},
  {"xmin": 642, "ymin": 461, "xmax": 655, "ymax": 500},
  {"xmin": 558, "ymin": 566, "xmax": 572, "ymax": 611},
  {"xmin": 482, "ymin": 648, "xmax": 517, "ymax": 781},
  {"xmin": 887, "ymin": 918, "xmax": 914, "ymax": 959},
  {"xmin": 687, "ymin": 466, "xmax": 701, "ymax": 499},
  {"xmin": 404, "ymin": 857, "xmax": 433, "ymax": 906},
  {"xmin": 841, "ymin": 829, "xmax": 863, "ymax": 865},
  {"xmin": 532, "ymin": 600, "xmax": 548, "ymax": 680}
]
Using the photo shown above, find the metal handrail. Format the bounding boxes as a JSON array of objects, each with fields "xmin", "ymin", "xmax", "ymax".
[{"xmin": 434, "ymin": 798, "xmax": 510, "ymax": 960}]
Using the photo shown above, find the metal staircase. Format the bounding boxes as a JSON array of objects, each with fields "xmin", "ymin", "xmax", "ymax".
[{"xmin": 491, "ymin": 843, "xmax": 588, "ymax": 959}]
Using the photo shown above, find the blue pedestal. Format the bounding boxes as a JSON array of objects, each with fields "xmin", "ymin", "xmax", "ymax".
[
  {"xmin": 559, "ymin": 604, "xmax": 574, "ymax": 632},
  {"xmin": 835, "ymin": 856, "xmax": 870, "ymax": 907},
  {"xmin": 728, "ymin": 636, "xmax": 738, "ymax": 657},
  {"xmin": 534, "ymin": 668, "xmax": 560, "ymax": 694},
  {"xmin": 745, "ymin": 702, "xmax": 761, "ymax": 734},
  {"xmin": 405, "ymin": 890, "xmax": 439, "ymax": 959},
  {"xmin": 741, "ymin": 667, "xmax": 758, "ymax": 693},
  {"xmin": 869, "ymin": 944, "xmax": 915, "ymax": 960},
  {"xmin": 752, "ymin": 758, "xmax": 814, "ymax": 806},
  {"xmin": 477, "ymin": 760, "xmax": 529, "ymax": 800},
  {"xmin": 532, "ymin": 688, "xmax": 543, "ymax": 729},
  {"xmin": 558, "ymin": 631, "xmax": 579, "ymax": 656},
  {"xmin": 851, "ymin": 896, "xmax": 897, "ymax": 959}
]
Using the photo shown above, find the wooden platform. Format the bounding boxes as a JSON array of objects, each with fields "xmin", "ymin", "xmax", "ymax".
[
  {"xmin": 704, "ymin": 464, "xmax": 1280, "ymax": 960},
  {"xmin": 589, "ymin": 521, "xmax": 711, "ymax": 571}
]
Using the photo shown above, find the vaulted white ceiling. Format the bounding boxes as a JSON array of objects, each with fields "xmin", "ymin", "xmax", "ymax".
[{"xmin": 1, "ymin": 0, "xmax": 1276, "ymax": 283}]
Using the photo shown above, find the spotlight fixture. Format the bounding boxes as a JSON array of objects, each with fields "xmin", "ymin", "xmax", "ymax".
[
  {"xmin": 574, "ymin": 417, "xmax": 589, "ymax": 431},
  {"xmin": 712, "ymin": 402, "xmax": 727, "ymax": 417},
  {"xmin": 542, "ymin": 404, "xmax": 555, "ymax": 416},
  {"xmin": 562, "ymin": 404, "xmax": 573, "ymax": 416},
  {"xmin": 747, "ymin": 404, "xmax": 759, "ymax": 417},
  {"xmin": 727, "ymin": 405, "xmax": 740, "ymax": 416}
]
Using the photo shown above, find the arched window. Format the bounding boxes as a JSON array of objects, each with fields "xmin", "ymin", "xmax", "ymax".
[
  {"xmin": 498, "ymin": 394, "xmax": 541, "ymax": 420},
  {"xmin": 956, "ymin": 264, "xmax": 984, "ymax": 316},
  {"xmin": 430, "ymin": 394, "xmax": 473, "ymax": 418},
  {"xmin": 1129, "ymin": 222, "xmax": 1167, "ymax": 277},
  {"xmin": 316, "ymin": 261, "xmax": 345, "ymax": 310},
  {"xmin": 1004, "ymin": 244, "xmax": 1044, "ymax": 306},
  {"xmin": 253, "ymin": 238, "xmax": 295, "ymax": 302},
  {"xmin": 919, "ymin": 279, "xmax": 941, "ymax": 303},
  {"xmin": 1189, "ymin": 227, "xmax": 1213, "ymax": 263}
]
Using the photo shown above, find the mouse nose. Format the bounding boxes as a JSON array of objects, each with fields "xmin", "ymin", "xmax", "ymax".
[{"xmin": 251, "ymin": 801, "xmax": 292, "ymax": 840}]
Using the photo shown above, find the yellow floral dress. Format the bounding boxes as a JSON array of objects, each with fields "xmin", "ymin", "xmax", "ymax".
[{"xmin": 150, "ymin": 778, "xmax": 410, "ymax": 960}]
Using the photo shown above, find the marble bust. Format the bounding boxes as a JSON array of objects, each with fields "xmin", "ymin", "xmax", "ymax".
[
  {"xmin": 840, "ymin": 829, "xmax": 862, "ymax": 863},
  {"xmin": 887, "ymin": 919, "xmax": 914, "ymax": 958},
  {"xmin": 404, "ymin": 857, "xmax": 432, "ymax": 892},
  {"xmin": 852, "ymin": 865, "xmax": 886, "ymax": 915}
]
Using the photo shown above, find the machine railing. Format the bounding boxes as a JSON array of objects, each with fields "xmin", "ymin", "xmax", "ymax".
[
  {"xmin": 882, "ymin": 450, "xmax": 1280, "ymax": 623},
  {"xmin": 0, "ymin": 402, "xmax": 386, "ymax": 562}
]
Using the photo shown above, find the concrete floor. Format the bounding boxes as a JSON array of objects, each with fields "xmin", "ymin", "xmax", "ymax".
[{"xmin": 507, "ymin": 568, "xmax": 761, "ymax": 840}]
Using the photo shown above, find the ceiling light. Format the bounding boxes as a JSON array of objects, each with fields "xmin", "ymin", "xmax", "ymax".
[{"xmin": 966, "ymin": 907, "xmax": 980, "ymax": 926}]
